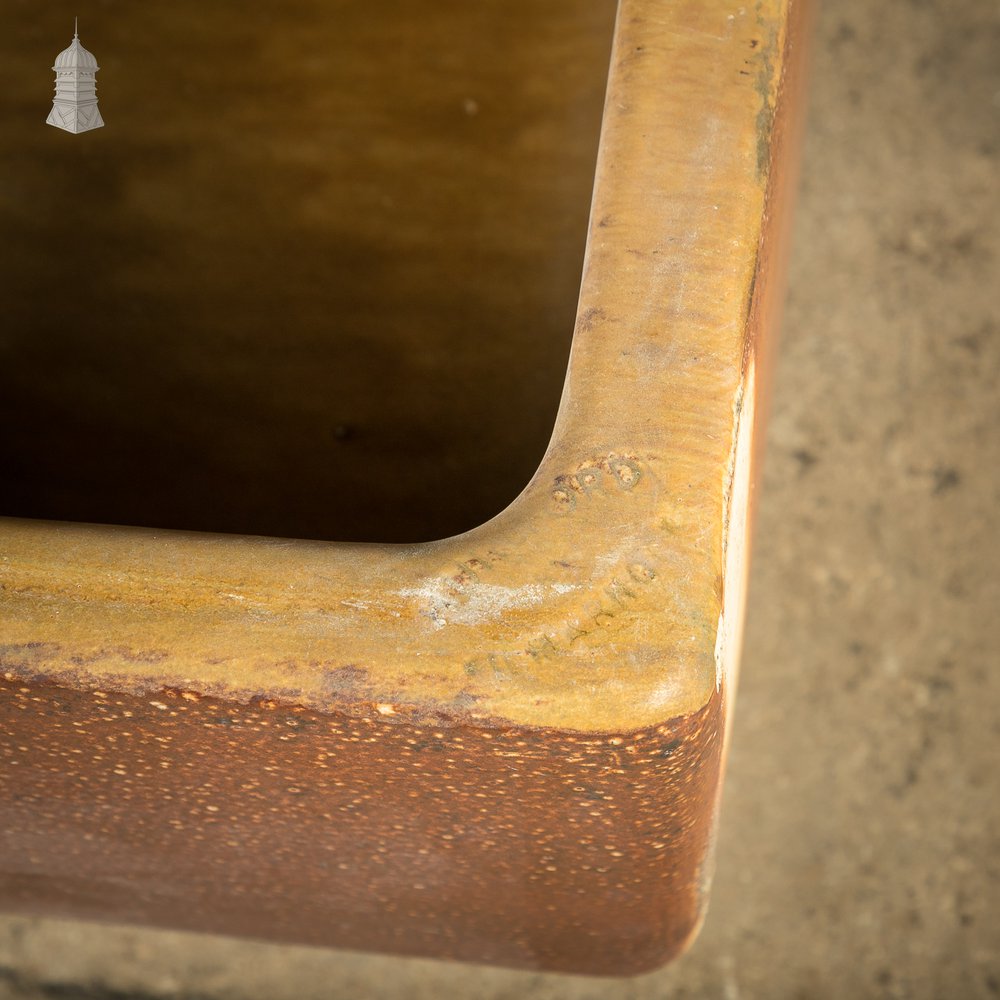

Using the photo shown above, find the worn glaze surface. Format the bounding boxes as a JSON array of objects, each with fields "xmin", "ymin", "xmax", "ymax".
[{"xmin": 0, "ymin": 0, "xmax": 809, "ymax": 975}]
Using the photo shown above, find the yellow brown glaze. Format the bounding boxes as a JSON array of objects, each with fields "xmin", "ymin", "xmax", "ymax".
[{"xmin": 0, "ymin": 0, "xmax": 809, "ymax": 974}]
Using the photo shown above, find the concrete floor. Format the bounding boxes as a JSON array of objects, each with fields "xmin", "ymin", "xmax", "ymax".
[{"xmin": 2, "ymin": 0, "xmax": 998, "ymax": 996}]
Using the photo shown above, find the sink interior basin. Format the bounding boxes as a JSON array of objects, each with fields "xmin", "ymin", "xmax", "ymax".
[{"xmin": 1, "ymin": 0, "xmax": 616, "ymax": 542}]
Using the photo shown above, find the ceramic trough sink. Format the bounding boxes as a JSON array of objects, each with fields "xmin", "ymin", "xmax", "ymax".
[{"xmin": 1, "ymin": 0, "xmax": 809, "ymax": 976}]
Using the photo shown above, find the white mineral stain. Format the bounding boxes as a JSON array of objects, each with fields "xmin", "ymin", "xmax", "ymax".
[{"xmin": 399, "ymin": 579, "xmax": 578, "ymax": 628}]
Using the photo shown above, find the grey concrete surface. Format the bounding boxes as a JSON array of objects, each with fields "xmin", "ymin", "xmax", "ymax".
[{"xmin": 2, "ymin": 0, "xmax": 998, "ymax": 996}]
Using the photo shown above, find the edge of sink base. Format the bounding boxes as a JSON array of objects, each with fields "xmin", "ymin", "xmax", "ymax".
[{"xmin": 0, "ymin": 674, "xmax": 724, "ymax": 977}]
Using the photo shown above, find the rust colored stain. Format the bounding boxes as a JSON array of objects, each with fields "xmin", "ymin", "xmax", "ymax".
[{"xmin": 0, "ymin": 675, "xmax": 723, "ymax": 975}]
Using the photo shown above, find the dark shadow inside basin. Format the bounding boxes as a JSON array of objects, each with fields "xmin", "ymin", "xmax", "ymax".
[{"xmin": 1, "ymin": 0, "xmax": 616, "ymax": 542}]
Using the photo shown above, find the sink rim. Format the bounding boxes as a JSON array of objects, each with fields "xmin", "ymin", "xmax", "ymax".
[{"xmin": 1, "ymin": 0, "xmax": 804, "ymax": 737}]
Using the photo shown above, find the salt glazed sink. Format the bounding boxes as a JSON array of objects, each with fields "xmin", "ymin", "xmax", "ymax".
[{"xmin": 1, "ymin": 0, "xmax": 809, "ymax": 976}]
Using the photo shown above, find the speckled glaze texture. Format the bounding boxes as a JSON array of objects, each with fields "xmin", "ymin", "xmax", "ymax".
[
  {"xmin": 0, "ymin": 676, "xmax": 722, "ymax": 974},
  {"xmin": 0, "ymin": 0, "xmax": 808, "ymax": 976}
]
